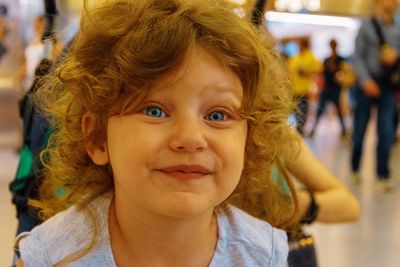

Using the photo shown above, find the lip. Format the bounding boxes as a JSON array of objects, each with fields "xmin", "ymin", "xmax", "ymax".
[{"xmin": 157, "ymin": 165, "xmax": 213, "ymax": 181}]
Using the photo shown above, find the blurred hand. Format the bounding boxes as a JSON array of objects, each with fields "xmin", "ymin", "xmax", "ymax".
[
  {"xmin": 380, "ymin": 45, "xmax": 398, "ymax": 66},
  {"xmin": 362, "ymin": 79, "xmax": 381, "ymax": 97}
]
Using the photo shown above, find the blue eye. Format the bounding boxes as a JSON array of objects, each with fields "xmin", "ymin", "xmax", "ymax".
[
  {"xmin": 208, "ymin": 111, "xmax": 226, "ymax": 121},
  {"xmin": 144, "ymin": 106, "xmax": 166, "ymax": 118}
]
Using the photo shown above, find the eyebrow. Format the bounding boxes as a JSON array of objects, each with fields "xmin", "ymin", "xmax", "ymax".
[{"xmin": 151, "ymin": 82, "xmax": 242, "ymax": 96}]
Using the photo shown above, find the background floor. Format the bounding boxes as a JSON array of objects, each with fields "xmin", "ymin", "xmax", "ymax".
[{"xmin": 0, "ymin": 89, "xmax": 399, "ymax": 266}]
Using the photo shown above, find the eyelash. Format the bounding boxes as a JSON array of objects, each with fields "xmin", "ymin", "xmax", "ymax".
[
  {"xmin": 141, "ymin": 103, "xmax": 234, "ymax": 122},
  {"xmin": 142, "ymin": 104, "xmax": 167, "ymax": 118},
  {"xmin": 207, "ymin": 109, "xmax": 231, "ymax": 121}
]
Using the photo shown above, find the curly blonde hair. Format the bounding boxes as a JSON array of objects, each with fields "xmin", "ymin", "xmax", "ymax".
[{"xmin": 33, "ymin": 0, "xmax": 299, "ymax": 229}]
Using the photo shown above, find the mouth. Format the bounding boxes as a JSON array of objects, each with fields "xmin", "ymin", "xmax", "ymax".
[{"xmin": 156, "ymin": 165, "xmax": 213, "ymax": 181}]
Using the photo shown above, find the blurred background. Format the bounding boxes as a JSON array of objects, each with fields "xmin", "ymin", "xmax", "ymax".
[{"xmin": 0, "ymin": 0, "xmax": 399, "ymax": 266}]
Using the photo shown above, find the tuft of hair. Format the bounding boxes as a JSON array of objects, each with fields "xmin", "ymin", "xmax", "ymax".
[{"xmin": 32, "ymin": 0, "xmax": 299, "ymax": 229}]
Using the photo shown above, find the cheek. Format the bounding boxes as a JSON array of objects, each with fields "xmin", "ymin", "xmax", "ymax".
[
  {"xmin": 221, "ymin": 124, "xmax": 247, "ymax": 175},
  {"xmin": 109, "ymin": 136, "xmax": 152, "ymax": 167},
  {"xmin": 108, "ymin": 130, "xmax": 164, "ymax": 180},
  {"xmin": 107, "ymin": 121, "xmax": 139, "ymax": 175},
  {"xmin": 237, "ymin": 122, "xmax": 248, "ymax": 163}
]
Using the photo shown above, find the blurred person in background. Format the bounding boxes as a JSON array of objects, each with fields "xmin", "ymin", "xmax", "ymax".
[
  {"xmin": 14, "ymin": 15, "xmax": 45, "ymax": 94},
  {"xmin": 351, "ymin": 0, "xmax": 399, "ymax": 192},
  {"xmin": 287, "ymin": 38, "xmax": 322, "ymax": 135},
  {"xmin": 13, "ymin": 14, "xmax": 64, "ymax": 95},
  {"xmin": 0, "ymin": 14, "xmax": 7, "ymax": 61},
  {"xmin": 10, "ymin": 0, "xmax": 78, "ymax": 235},
  {"xmin": 283, "ymin": 134, "xmax": 360, "ymax": 267},
  {"xmin": 253, "ymin": 3, "xmax": 359, "ymax": 267},
  {"xmin": 9, "ymin": 1, "xmax": 74, "ymax": 265},
  {"xmin": 396, "ymin": 99, "xmax": 400, "ymax": 142},
  {"xmin": 394, "ymin": 92, "xmax": 400, "ymax": 143},
  {"xmin": 309, "ymin": 39, "xmax": 348, "ymax": 138}
]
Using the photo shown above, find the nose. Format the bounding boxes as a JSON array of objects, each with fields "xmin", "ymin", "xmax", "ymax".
[{"xmin": 169, "ymin": 117, "xmax": 208, "ymax": 153}]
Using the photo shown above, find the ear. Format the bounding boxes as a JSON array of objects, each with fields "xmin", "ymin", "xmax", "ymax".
[{"xmin": 82, "ymin": 113, "xmax": 109, "ymax": 165}]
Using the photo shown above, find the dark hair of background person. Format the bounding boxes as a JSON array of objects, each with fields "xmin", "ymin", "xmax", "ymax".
[
  {"xmin": 0, "ymin": 4, "xmax": 7, "ymax": 16},
  {"xmin": 43, "ymin": 0, "xmax": 57, "ymax": 40},
  {"xmin": 251, "ymin": 0, "xmax": 268, "ymax": 26}
]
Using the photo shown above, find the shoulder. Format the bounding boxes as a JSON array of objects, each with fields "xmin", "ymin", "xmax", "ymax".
[
  {"xmin": 334, "ymin": 57, "xmax": 345, "ymax": 65},
  {"xmin": 304, "ymin": 50, "xmax": 319, "ymax": 62},
  {"xmin": 361, "ymin": 18, "xmax": 373, "ymax": 27},
  {"xmin": 212, "ymin": 205, "xmax": 288, "ymax": 267},
  {"xmin": 15, "ymin": 192, "xmax": 113, "ymax": 266},
  {"xmin": 358, "ymin": 18, "xmax": 374, "ymax": 34},
  {"xmin": 287, "ymin": 54, "xmax": 299, "ymax": 64},
  {"xmin": 217, "ymin": 205, "xmax": 288, "ymax": 248}
]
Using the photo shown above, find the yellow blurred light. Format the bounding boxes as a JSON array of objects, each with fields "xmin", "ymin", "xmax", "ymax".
[{"xmin": 265, "ymin": 11, "xmax": 360, "ymax": 29}]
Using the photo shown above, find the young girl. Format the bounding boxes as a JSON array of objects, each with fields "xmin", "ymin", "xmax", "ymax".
[{"xmin": 15, "ymin": 0, "xmax": 300, "ymax": 266}]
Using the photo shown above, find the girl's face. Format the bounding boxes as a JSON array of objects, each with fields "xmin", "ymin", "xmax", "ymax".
[
  {"xmin": 33, "ymin": 17, "xmax": 44, "ymax": 37},
  {"xmin": 92, "ymin": 48, "xmax": 247, "ymax": 219},
  {"xmin": 378, "ymin": 0, "xmax": 398, "ymax": 15}
]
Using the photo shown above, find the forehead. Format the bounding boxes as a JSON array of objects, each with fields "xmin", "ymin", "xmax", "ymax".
[
  {"xmin": 117, "ymin": 47, "xmax": 247, "ymax": 115},
  {"xmin": 148, "ymin": 47, "xmax": 243, "ymax": 98}
]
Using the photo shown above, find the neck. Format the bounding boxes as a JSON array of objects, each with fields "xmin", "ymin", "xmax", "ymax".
[
  {"xmin": 32, "ymin": 35, "xmax": 43, "ymax": 44},
  {"xmin": 109, "ymin": 196, "xmax": 218, "ymax": 267}
]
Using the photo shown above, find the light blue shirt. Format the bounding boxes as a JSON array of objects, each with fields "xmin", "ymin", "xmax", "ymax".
[
  {"xmin": 16, "ymin": 192, "xmax": 288, "ymax": 266},
  {"xmin": 353, "ymin": 17, "xmax": 400, "ymax": 86}
]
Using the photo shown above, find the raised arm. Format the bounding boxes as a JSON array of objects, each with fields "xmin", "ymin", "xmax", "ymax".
[{"xmin": 288, "ymin": 138, "xmax": 361, "ymax": 223}]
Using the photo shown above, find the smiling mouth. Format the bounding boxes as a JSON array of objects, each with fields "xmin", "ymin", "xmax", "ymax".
[{"xmin": 157, "ymin": 165, "xmax": 213, "ymax": 181}]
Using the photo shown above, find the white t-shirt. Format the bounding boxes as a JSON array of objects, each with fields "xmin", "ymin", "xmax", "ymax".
[{"xmin": 23, "ymin": 40, "xmax": 44, "ymax": 92}]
